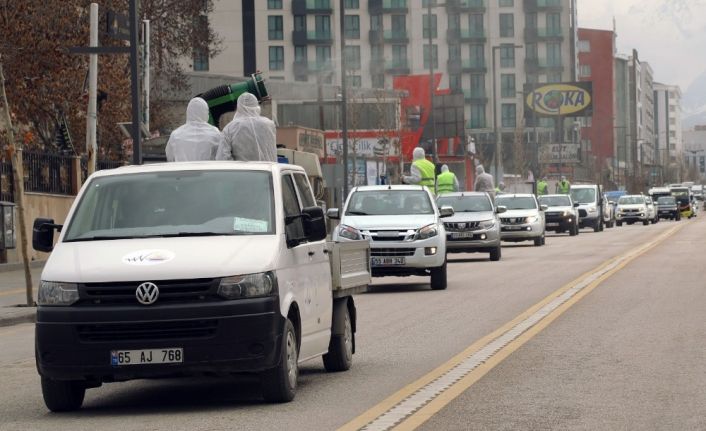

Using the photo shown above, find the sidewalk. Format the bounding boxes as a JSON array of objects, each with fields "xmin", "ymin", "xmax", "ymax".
[{"xmin": 0, "ymin": 262, "xmax": 44, "ymax": 327}]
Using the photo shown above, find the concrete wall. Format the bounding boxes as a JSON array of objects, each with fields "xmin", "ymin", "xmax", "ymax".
[{"xmin": 5, "ymin": 193, "xmax": 75, "ymax": 264}]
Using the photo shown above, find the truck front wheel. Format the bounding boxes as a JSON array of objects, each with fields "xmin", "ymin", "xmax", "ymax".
[
  {"xmin": 323, "ymin": 305, "xmax": 353, "ymax": 372},
  {"xmin": 261, "ymin": 319, "xmax": 298, "ymax": 403},
  {"xmin": 41, "ymin": 377, "xmax": 85, "ymax": 412},
  {"xmin": 430, "ymin": 261, "xmax": 448, "ymax": 290}
]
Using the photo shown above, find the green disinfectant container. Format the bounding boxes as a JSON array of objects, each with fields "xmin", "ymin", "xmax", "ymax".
[{"xmin": 196, "ymin": 72, "xmax": 270, "ymax": 127}]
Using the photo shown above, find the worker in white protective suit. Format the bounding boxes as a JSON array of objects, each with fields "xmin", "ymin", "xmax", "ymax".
[
  {"xmin": 402, "ymin": 147, "xmax": 436, "ymax": 190},
  {"xmin": 474, "ymin": 164, "xmax": 495, "ymax": 201},
  {"xmin": 165, "ymin": 97, "xmax": 223, "ymax": 162},
  {"xmin": 217, "ymin": 92, "xmax": 277, "ymax": 162}
]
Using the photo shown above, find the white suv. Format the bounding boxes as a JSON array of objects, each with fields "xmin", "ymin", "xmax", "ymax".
[{"xmin": 328, "ymin": 185, "xmax": 453, "ymax": 290}]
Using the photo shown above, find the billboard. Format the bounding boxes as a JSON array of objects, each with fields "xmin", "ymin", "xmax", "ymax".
[
  {"xmin": 539, "ymin": 144, "xmax": 580, "ymax": 164},
  {"xmin": 524, "ymin": 82, "xmax": 593, "ymax": 118}
]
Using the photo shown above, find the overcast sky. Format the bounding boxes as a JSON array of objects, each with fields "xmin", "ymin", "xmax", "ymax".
[{"xmin": 577, "ymin": 0, "xmax": 706, "ymax": 91}]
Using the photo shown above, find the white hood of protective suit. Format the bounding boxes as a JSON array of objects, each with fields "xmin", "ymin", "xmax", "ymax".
[
  {"xmin": 217, "ymin": 92, "xmax": 277, "ymax": 162},
  {"xmin": 165, "ymin": 97, "xmax": 223, "ymax": 162}
]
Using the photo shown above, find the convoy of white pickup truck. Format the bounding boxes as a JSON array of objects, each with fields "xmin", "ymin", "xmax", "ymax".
[{"xmin": 30, "ymin": 164, "xmax": 702, "ymax": 412}]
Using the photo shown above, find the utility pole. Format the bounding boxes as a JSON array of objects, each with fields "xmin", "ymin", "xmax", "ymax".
[
  {"xmin": 129, "ymin": 0, "xmax": 142, "ymax": 165},
  {"xmin": 339, "ymin": 0, "xmax": 349, "ymax": 199},
  {"xmin": 86, "ymin": 3, "xmax": 98, "ymax": 176},
  {"xmin": 427, "ymin": 0, "xmax": 437, "ymax": 176}
]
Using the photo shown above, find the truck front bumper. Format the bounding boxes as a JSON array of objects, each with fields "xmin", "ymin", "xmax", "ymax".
[{"xmin": 35, "ymin": 297, "xmax": 283, "ymax": 382}]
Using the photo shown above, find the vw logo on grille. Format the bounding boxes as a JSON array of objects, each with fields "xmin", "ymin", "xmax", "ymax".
[{"xmin": 135, "ymin": 282, "xmax": 159, "ymax": 305}]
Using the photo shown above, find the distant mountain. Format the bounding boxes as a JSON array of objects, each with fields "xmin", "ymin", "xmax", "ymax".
[{"xmin": 682, "ymin": 70, "xmax": 706, "ymax": 130}]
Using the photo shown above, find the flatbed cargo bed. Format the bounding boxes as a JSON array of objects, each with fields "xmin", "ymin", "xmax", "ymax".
[{"xmin": 326, "ymin": 240, "xmax": 371, "ymax": 298}]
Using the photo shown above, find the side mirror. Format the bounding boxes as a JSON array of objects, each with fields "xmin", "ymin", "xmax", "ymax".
[
  {"xmin": 326, "ymin": 208, "xmax": 340, "ymax": 220},
  {"xmin": 439, "ymin": 206, "xmax": 455, "ymax": 218},
  {"xmin": 573, "ymin": 202, "xmax": 580, "ymax": 207},
  {"xmin": 496, "ymin": 206, "xmax": 507, "ymax": 214},
  {"xmin": 540, "ymin": 204, "xmax": 549, "ymax": 211},
  {"xmin": 33, "ymin": 218, "xmax": 60, "ymax": 253},
  {"xmin": 302, "ymin": 206, "xmax": 327, "ymax": 242}
]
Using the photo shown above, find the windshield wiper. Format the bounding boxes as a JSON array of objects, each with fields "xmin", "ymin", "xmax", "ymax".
[
  {"xmin": 346, "ymin": 211, "xmax": 369, "ymax": 216},
  {"xmin": 65, "ymin": 232, "xmax": 236, "ymax": 242},
  {"xmin": 65, "ymin": 235, "xmax": 141, "ymax": 242}
]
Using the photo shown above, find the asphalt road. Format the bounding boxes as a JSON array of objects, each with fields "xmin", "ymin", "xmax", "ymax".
[{"xmin": 0, "ymin": 218, "xmax": 702, "ymax": 430}]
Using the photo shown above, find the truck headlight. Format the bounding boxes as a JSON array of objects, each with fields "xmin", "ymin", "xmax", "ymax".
[
  {"xmin": 217, "ymin": 272, "xmax": 275, "ymax": 299},
  {"xmin": 38, "ymin": 281, "xmax": 79, "ymax": 306},
  {"xmin": 337, "ymin": 224, "xmax": 363, "ymax": 241},
  {"xmin": 479, "ymin": 219, "xmax": 496, "ymax": 229},
  {"xmin": 525, "ymin": 216, "xmax": 539, "ymax": 223},
  {"xmin": 415, "ymin": 224, "xmax": 438, "ymax": 240},
  {"xmin": 562, "ymin": 210, "xmax": 572, "ymax": 217}
]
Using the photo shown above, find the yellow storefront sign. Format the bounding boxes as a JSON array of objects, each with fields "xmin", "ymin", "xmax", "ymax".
[{"xmin": 525, "ymin": 83, "xmax": 592, "ymax": 116}]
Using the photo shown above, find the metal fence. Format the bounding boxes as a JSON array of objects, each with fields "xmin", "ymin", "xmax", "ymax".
[
  {"xmin": 0, "ymin": 160, "xmax": 13, "ymax": 202},
  {"xmin": 80, "ymin": 157, "xmax": 125, "ymax": 183},
  {"xmin": 23, "ymin": 152, "xmax": 75, "ymax": 195}
]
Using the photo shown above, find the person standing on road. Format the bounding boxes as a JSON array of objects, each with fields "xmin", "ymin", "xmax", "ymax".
[
  {"xmin": 557, "ymin": 176, "xmax": 571, "ymax": 194},
  {"xmin": 403, "ymin": 147, "xmax": 436, "ymax": 192},
  {"xmin": 495, "ymin": 182, "xmax": 506, "ymax": 195},
  {"xmin": 165, "ymin": 97, "xmax": 223, "ymax": 162},
  {"xmin": 436, "ymin": 164, "xmax": 459, "ymax": 195},
  {"xmin": 474, "ymin": 164, "xmax": 495, "ymax": 201},
  {"xmin": 217, "ymin": 92, "xmax": 277, "ymax": 162},
  {"xmin": 537, "ymin": 177, "xmax": 549, "ymax": 195}
]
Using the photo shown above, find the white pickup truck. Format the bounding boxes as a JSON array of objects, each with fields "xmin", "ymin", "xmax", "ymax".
[{"xmin": 31, "ymin": 162, "xmax": 370, "ymax": 411}]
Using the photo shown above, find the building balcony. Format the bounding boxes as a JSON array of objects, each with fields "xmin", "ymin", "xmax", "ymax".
[
  {"xmin": 447, "ymin": 28, "xmax": 486, "ymax": 43},
  {"xmin": 524, "ymin": 57, "xmax": 564, "ymax": 73},
  {"xmin": 524, "ymin": 27, "xmax": 564, "ymax": 41},
  {"xmin": 292, "ymin": 29, "xmax": 334, "ymax": 45},
  {"xmin": 293, "ymin": 60, "xmax": 309, "ymax": 79},
  {"xmin": 463, "ymin": 89, "xmax": 488, "ymax": 104},
  {"xmin": 385, "ymin": 59, "xmax": 410, "ymax": 75},
  {"xmin": 292, "ymin": 0, "xmax": 333, "ymax": 15},
  {"xmin": 368, "ymin": 0, "xmax": 408, "ymax": 14},
  {"xmin": 309, "ymin": 61, "xmax": 335, "ymax": 74},
  {"xmin": 448, "ymin": 58, "xmax": 487, "ymax": 74},
  {"xmin": 445, "ymin": 0, "xmax": 486, "ymax": 13},
  {"xmin": 369, "ymin": 29, "xmax": 384, "ymax": 44},
  {"xmin": 523, "ymin": 0, "xmax": 562, "ymax": 12},
  {"xmin": 384, "ymin": 30, "xmax": 409, "ymax": 43}
]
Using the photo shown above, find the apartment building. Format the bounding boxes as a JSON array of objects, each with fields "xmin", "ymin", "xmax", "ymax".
[
  {"xmin": 654, "ymin": 83, "xmax": 683, "ymax": 165},
  {"xmin": 200, "ymin": 0, "xmax": 577, "ymax": 136},
  {"xmin": 628, "ymin": 51, "xmax": 656, "ymax": 170}
]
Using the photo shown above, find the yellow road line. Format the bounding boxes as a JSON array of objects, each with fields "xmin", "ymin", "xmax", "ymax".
[{"xmin": 339, "ymin": 223, "xmax": 684, "ymax": 431}]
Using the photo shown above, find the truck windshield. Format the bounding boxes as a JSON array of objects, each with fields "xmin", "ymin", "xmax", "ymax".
[
  {"xmin": 495, "ymin": 196, "xmax": 537, "ymax": 210},
  {"xmin": 346, "ymin": 190, "xmax": 434, "ymax": 216},
  {"xmin": 657, "ymin": 197, "xmax": 676, "ymax": 205},
  {"xmin": 569, "ymin": 188, "xmax": 596, "ymax": 204},
  {"xmin": 437, "ymin": 195, "xmax": 492, "ymax": 212},
  {"xmin": 618, "ymin": 196, "xmax": 644, "ymax": 205},
  {"xmin": 538, "ymin": 196, "xmax": 571, "ymax": 207},
  {"xmin": 64, "ymin": 170, "xmax": 275, "ymax": 241}
]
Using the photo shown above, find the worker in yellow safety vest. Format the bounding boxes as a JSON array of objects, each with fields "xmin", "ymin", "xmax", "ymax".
[
  {"xmin": 436, "ymin": 164, "xmax": 460, "ymax": 194},
  {"xmin": 556, "ymin": 176, "xmax": 571, "ymax": 194},
  {"xmin": 403, "ymin": 147, "xmax": 436, "ymax": 192},
  {"xmin": 537, "ymin": 177, "xmax": 549, "ymax": 195}
]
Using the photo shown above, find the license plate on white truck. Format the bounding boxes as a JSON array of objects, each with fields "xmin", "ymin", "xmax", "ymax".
[
  {"xmin": 371, "ymin": 257, "xmax": 406, "ymax": 266},
  {"xmin": 111, "ymin": 348, "xmax": 183, "ymax": 366}
]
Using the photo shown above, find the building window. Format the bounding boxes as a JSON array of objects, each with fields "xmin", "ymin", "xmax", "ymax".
[
  {"xmin": 547, "ymin": 42, "xmax": 562, "ymax": 66},
  {"xmin": 525, "ymin": 12, "xmax": 537, "ymax": 29},
  {"xmin": 448, "ymin": 44, "xmax": 461, "ymax": 60},
  {"xmin": 578, "ymin": 40, "xmax": 590, "ymax": 53},
  {"xmin": 349, "ymin": 75, "xmax": 362, "ymax": 88},
  {"xmin": 470, "ymin": 104, "xmax": 486, "ymax": 128},
  {"xmin": 499, "ymin": 14, "xmax": 514, "ymax": 37},
  {"xmin": 669, "ymin": 130, "xmax": 676, "ymax": 138},
  {"xmin": 501, "ymin": 103, "xmax": 516, "ymax": 128},
  {"xmin": 193, "ymin": 47, "xmax": 209, "ymax": 71},
  {"xmin": 315, "ymin": 15, "xmax": 331, "ymax": 38},
  {"xmin": 316, "ymin": 45, "xmax": 331, "ymax": 68},
  {"xmin": 526, "ymin": 43, "xmax": 538, "ymax": 59},
  {"xmin": 294, "ymin": 15, "xmax": 306, "ymax": 31},
  {"xmin": 449, "ymin": 74, "xmax": 462, "ymax": 91},
  {"xmin": 470, "ymin": 74, "xmax": 485, "ymax": 97},
  {"xmin": 269, "ymin": 46, "xmax": 284, "ymax": 70},
  {"xmin": 547, "ymin": 72, "xmax": 562, "ymax": 82},
  {"xmin": 391, "ymin": 14, "xmax": 406, "ymax": 35},
  {"xmin": 268, "ymin": 16, "xmax": 283, "ymax": 40},
  {"xmin": 469, "ymin": 14, "xmax": 484, "ymax": 35},
  {"xmin": 470, "ymin": 44, "xmax": 485, "ymax": 67},
  {"xmin": 392, "ymin": 45, "xmax": 407, "ymax": 66},
  {"xmin": 669, "ymin": 117, "xmax": 676, "ymax": 125},
  {"xmin": 268, "ymin": 0, "xmax": 282, "ymax": 9},
  {"xmin": 423, "ymin": 44, "xmax": 438, "ymax": 69},
  {"xmin": 448, "ymin": 14, "xmax": 460, "ymax": 30},
  {"xmin": 547, "ymin": 13, "xmax": 561, "ymax": 34},
  {"xmin": 371, "ymin": 44, "xmax": 384, "ymax": 61},
  {"xmin": 294, "ymin": 45, "xmax": 307, "ymax": 62},
  {"xmin": 372, "ymin": 74, "xmax": 385, "ymax": 88},
  {"xmin": 371, "ymin": 14, "xmax": 382, "ymax": 31},
  {"xmin": 499, "ymin": 0, "xmax": 513, "ymax": 6},
  {"xmin": 499, "ymin": 45, "xmax": 515, "ymax": 68},
  {"xmin": 345, "ymin": 15, "xmax": 360, "ymax": 39},
  {"xmin": 344, "ymin": 45, "xmax": 361, "ymax": 69},
  {"xmin": 423, "ymin": 14, "xmax": 437, "ymax": 39},
  {"xmin": 579, "ymin": 64, "xmax": 591, "ymax": 78},
  {"xmin": 527, "ymin": 73, "xmax": 539, "ymax": 84},
  {"xmin": 344, "ymin": 0, "xmax": 359, "ymax": 8},
  {"xmin": 501, "ymin": 74, "xmax": 515, "ymax": 98}
]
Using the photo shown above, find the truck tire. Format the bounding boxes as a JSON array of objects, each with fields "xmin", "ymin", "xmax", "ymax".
[
  {"xmin": 593, "ymin": 218, "xmax": 602, "ymax": 232},
  {"xmin": 41, "ymin": 377, "xmax": 85, "ymax": 412},
  {"xmin": 489, "ymin": 246, "xmax": 501, "ymax": 262},
  {"xmin": 534, "ymin": 235, "xmax": 545, "ymax": 246},
  {"xmin": 616, "ymin": 221, "xmax": 622, "ymax": 227},
  {"xmin": 430, "ymin": 261, "xmax": 447, "ymax": 290},
  {"xmin": 569, "ymin": 223, "xmax": 578, "ymax": 236},
  {"xmin": 643, "ymin": 220, "xmax": 649, "ymax": 226},
  {"xmin": 323, "ymin": 306, "xmax": 353, "ymax": 372},
  {"xmin": 262, "ymin": 319, "xmax": 298, "ymax": 403}
]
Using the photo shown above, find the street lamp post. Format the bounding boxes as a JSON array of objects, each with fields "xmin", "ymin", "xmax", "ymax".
[
  {"xmin": 491, "ymin": 44, "xmax": 522, "ymax": 185},
  {"xmin": 339, "ymin": 0, "xmax": 350, "ymax": 200}
]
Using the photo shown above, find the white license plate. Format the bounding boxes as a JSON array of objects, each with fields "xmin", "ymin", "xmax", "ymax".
[
  {"xmin": 546, "ymin": 222, "xmax": 559, "ymax": 227},
  {"xmin": 371, "ymin": 257, "xmax": 406, "ymax": 266},
  {"xmin": 503, "ymin": 226, "xmax": 522, "ymax": 231},
  {"xmin": 111, "ymin": 348, "xmax": 183, "ymax": 366},
  {"xmin": 451, "ymin": 232, "xmax": 475, "ymax": 239}
]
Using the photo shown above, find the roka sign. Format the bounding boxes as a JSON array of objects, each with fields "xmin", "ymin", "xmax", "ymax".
[{"xmin": 524, "ymin": 82, "xmax": 593, "ymax": 117}]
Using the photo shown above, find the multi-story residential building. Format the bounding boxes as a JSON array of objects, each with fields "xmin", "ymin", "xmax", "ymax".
[
  {"xmin": 614, "ymin": 54, "xmax": 631, "ymax": 187},
  {"xmin": 628, "ymin": 50, "xmax": 656, "ymax": 187},
  {"xmin": 200, "ymin": 0, "xmax": 578, "ymax": 156},
  {"xmin": 682, "ymin": 126, "xmax": 706, "ymax": 179},
  {"xmin": 577, "ymin": 28, "xmax": 615, "ymax": 182},
  {"xmin": 654, "ymin": 83, "xmax": 683, "ymax": 166}
]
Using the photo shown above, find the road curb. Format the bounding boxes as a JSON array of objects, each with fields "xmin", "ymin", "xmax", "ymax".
[{"xmin": 0, "ymin": 307, "xmax": 36, "ymax": 328}]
